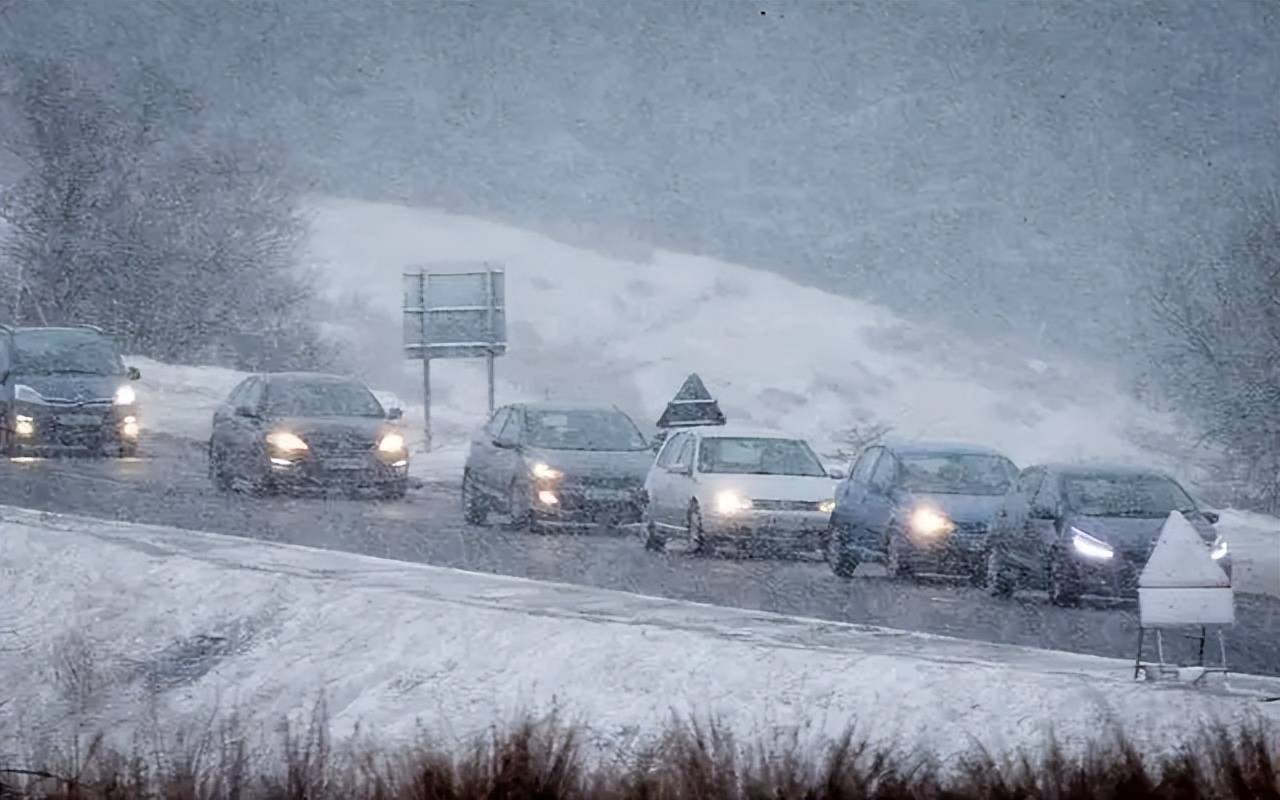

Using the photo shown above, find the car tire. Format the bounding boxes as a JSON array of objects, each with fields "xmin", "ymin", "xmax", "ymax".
[
  {"xmin": 1048, "ymin": 551, "xmax": 1082, "ymax": 607},
  {"xmin": 462, "ymin": 470, "xmax": 489, "ymax": 526},
  {"xmin": 208, "ymin": 442, "xmax": 233, "ymax": 492},
  {"xmin": 644, "ymin": 520, "xmax": 667, "ymax": 553},
  {"xmin": 688, "ymin": 503, "xmax": 708, "ymax": 555},
  {"xmin": 380, "ymin": 480, "xmax": 408, "ymax": 500},
  {"xmin": 118, "ymin": 442, "xmax": 138, "ymax": 458},
  {"xmin": 985, "ymin": 547, "xmax": 1016, "ymax": 599},
  {"xmin": 826, "ymin": 525, "xmax": 860, "ymax": 578},
  {"xmin": 885, "ymin": 532, "xmax": 914, "ymax": 580}
]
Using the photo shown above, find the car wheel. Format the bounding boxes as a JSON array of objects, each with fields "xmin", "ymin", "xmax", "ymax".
[
  {"xmin": 1048, "ymin": 551, "xmax": 1081, "ymax": 607},
  {"xmin": 462, "ymin": 470, "xmax": 489, "ymax": 525},
  {"xmin": 380, "ymin": 480, "xmax": 408, "ymax": 500},
  {"xmin": 985, "ymin": 547, "xmax": 1016, "ymax": 599},
  {"xmin": 644, "ymin": 520, "xmax": 667, "ymax": 553},
  {"xmin": 885, "ymin": 533, "xmax": 913, "ymax": 580},
  {"xmin": 826, "ymin": 525, "xmax": 860, "ymax": 578},
  {"xmin": 688, "ymin": 503, "xmax": 708, "ymax": 555},
  {"xmin": 208, "ymin": 442, "xmax": 233, "ymax": 492}
]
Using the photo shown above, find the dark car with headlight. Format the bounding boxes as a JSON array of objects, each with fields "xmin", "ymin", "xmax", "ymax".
[
  {"xmin": 462, "ymin": 402, "xmax": 652, "ymax": 530},
  {"xmin": 0, "ymin": 324, "xmax": 142, "ymax": 457},
  {"xmin": 208, "ymin": 372, "xmax": 408, "ymax": 497},
  {"xmin": 984, "ymin": 464, "xmax": 1231, "ymax": 605},
  {"xmin": 826, "ymin": 441, "xmax": 1019, "ymax": 581}
]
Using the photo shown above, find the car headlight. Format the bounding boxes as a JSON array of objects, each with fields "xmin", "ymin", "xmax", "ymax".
[
  {"xmin": 715, "ymin": 490, "xmax": 753, "ymax": 514},
  {"xmin": 14, "ymin": 414, "xmax": 35, "ymax": 437},
  {"xmin": 1210, "ymin": 535, "xmax": 1229, "ymax": 561},
  {"xmin": 530, "ymin": 462, "xmax": 563, "ymax": 481},
  {"xmin": 266, "ymin": 431, "xmax": 308, "ymax": 453},
  {"xmin": 113, "ymin": 384, "xmax": 137, "ymax": 406},
  {"xmin": 378, "ymin": 433, "xmax": 406, "ymax": 454},
  {"xmin": 1071, "ymin": 527, "xmax": 1114, "ymax": 561},
  {"xmin": 818, "ymin": 499, "xmax": 836, "ymax": 514},
  {"xmin": 13, "ymin": 384, "xmax": 45, "ymax": 404},
  {"xmin": 909, "ymin": 507, "xmax": 954, "ymax": 537}
]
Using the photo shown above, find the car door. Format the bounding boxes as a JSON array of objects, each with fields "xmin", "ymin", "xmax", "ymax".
[
  {"xmin": 664, "ymin": 433, "xmax": 698, "ymax": 529},
  {"xmin": 832, "ymin": 447, "xmax": 879, "ymax": 533},
  {"xmin": 490, "ymin": 406, "xmax": 527, "ymax": 505},
  {"xmin": 223, "ymin": 377, "xmax": 267, "ymax": 473},
  {"xmin": 861, "ymin": 449, "xmax": 900, "ymax": 544},
  {"xmin": 1024, "ymin": 469, "xmax": 1062, "ymax": 569},
  {"xmin": 470, "ymin": 406, "xmax": 510, "ymax": 496},
  {"xmin": 648, "ymin": 431, "xmax": 688, "ymax": 528},
  {"xmin": 213, "ymin": 377, "xmax": 251, "ymax": 448}
]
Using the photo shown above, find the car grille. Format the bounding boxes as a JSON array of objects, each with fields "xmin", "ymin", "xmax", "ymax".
[
  {"xmin": 574, "ymin": 475, "xmax": 642, "ymax": 491},
  {"xmin": 752, "ymin": 499, "xmax": 824, "ymax": 512},
  {"xmin": 953, "ymin": 521, "xmax": 989, "ymax": 537},
  {"xmin": 304, "ymin": 432, "xmax": 376, "ymax": 456}
]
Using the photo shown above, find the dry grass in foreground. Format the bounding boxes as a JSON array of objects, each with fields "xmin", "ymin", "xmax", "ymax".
[{"xmin": 1, "ymin": 716, "xmax": 1276, "ymax": 799}]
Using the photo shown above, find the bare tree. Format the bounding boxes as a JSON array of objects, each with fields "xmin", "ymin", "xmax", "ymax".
[{"xmin": 1146, "ymin": 192, "xmax": 1280, "ymax": 510}]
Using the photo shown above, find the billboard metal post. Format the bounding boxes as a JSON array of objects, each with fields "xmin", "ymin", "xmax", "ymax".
[{"xmin": 403, "ymin": 263, "xmax": 507, "ymax": 452}]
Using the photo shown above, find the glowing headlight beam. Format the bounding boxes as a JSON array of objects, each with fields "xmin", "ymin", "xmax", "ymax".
[
  {"xmin": 1071, "ymin": 527, "xmax": 1114, "ymax": 561},
  {"xmin": 909, "ymin": 507, "xmax": 954, "ymax": 537},
  {"xmin": 531, "ymin": 462, "xmax": 563, "ymax": 481},
  {"xmin": 378, "ymin": 433, "xmax": 406, "ymax": 454},
  {"xmin": 818, "ymin": 499, "xmax": 836, "ymax": 514},
  {"xmin": 715, "ymin": 490, "xmax": 753, "ymax": 515},
  {"xmin": 113, "ymin": 385, "xmax": 137, "ymax": 406},
  {"xmin": 266, "ymin": 431, "xmax": 308, "ymax": 453},
  {"xmin": 1211, "ymin": 536, "xmax": 1229, "ymax": 561},
  {"xmin": 14, "ymin": 415, "xmax": 35, "ymax": 437}
]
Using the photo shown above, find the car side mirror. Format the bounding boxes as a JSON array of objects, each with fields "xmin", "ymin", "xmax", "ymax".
[
  {"xmin": 493, "ymin": 437, "xmax": 516, "ymax": 450},
  {"xmin": 127, "ymin": 366, "xmax": 141, "ymax": 381},
  {"xmin": 386, "ymin": 407, "xmax": 403, "ymax": 421},
  {"xmin": 1202, "ymin": 510, "xmax": 1220, "ymax": 525},
  {"xmin": 828, "ymin": 467, "xmax": 847, "ymax": 480},
  {"xmin": 235, "ymin": 405, "xmax": 258, "ymax": 418},
  {"xmin": 1030, "ymin": 504, "xmax": 1058, "ymax": 520}
]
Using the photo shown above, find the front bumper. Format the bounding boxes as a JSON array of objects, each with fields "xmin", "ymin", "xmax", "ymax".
[
  {"xmin": 703, "ymin": 510, "xmax": 829, "ymax": 551},
  {"xmin": 846, "ymin": 527, "xmax": 990, "ymax": 572},
  {"xmin": 1071, "ymin": 552, "xmax": 1234, "ymax": 598},
  {"xmin": 268, "ymin": 451, "xmax": 409, "ymax": 489},
  {"xmin": 530, "ymin": 484, "xmax": 645, "ymax": 527},
  {"xmin": 7, "ymin": 404, "xmax": 139, "ymax": 454}
]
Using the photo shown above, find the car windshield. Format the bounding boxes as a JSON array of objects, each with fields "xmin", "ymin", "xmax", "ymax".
[
  {"xmin": 525, "ymin": 409, "xmax": 648, "ymax": 451},
  {"xmin": 263, "ymin": 380, "xmax": 385, "ymax": 418},
  {"xmin": 11, "ymin": 330, "xmax": 126, "ymax": 376},
  {"xmin": 698, "ymin": 437, "xmax": 827, "ymax": 477},
  {"xmin": 1064, "ymin": 474, "xmax": 1197, "ymax": 518},
  {"xmin": 899, "ymin": 453, "xmax": 1018, "ymax": 495}
]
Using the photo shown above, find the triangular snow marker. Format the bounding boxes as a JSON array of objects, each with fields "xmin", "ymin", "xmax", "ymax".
[
  {"xmin": 1139, "ymin": 511, "xmax": 1230, "ymax": 589},
  {"xmin": 673, "ymin": 373, "xmax": 714, "ymax": 402}
]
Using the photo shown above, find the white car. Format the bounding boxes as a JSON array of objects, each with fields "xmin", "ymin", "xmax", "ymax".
[{"xmin": 642, "ymin": 426, "xmax": 841, "ymax": 555}]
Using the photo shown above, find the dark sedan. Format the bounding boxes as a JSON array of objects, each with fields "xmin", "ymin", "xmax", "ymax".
[
  {"xmin": 208, "ymin": 372, "xmax": 409, "ymax": 497},
  {"xmin": 985, "ymin": 464, "xmax": 1231, "ymax": 604},
  {"xmin": 826, "ymin": 441, "xmax": 1019, "ymax": 582},
  {"xmin": 462, "ymin": 403, "xmax": 652, "ymax": 530}
]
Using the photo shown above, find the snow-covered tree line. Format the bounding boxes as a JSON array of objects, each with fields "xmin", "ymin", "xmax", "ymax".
[{"xmin": 0, "ymin": 58, "xmax": 332, "ymax": 370}]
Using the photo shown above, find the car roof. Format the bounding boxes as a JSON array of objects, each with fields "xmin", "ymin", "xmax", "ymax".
[
  {"xmin": 685, "ymin": 425, "xmax": 809, "ymax": 441},
  {"xmin": 881, "ymin": 439, "xmax": 1010, "ymax": 458},
  {"xmin": 1036, "ymin": 462, "xmax": 1174, "ymax": 480},
  {"xmin": 260, "ymin": 371, "xmax": 365, "ymax": 385},
  {"xmin": 520, "ymin": 401, "xmax": 626, "ymax": 414}
]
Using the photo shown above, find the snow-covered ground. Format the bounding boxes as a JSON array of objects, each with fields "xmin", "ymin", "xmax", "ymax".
[{"xmin": 2, "ymin": 505, "xmax": 1276, "ymax": 767}]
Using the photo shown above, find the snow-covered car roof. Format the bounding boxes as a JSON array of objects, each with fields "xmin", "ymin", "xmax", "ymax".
[{"xmin": 685, "ymin": 425, "xmax": 813, "ymax": 442}]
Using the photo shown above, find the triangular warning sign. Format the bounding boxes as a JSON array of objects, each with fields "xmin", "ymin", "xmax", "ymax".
[
  {"xmin": 657, "ymin": 373, "xmax": 726, "ymax": 429},
  {"xmin": 673, "ymin": 373, "xmax": 714, "ymax": 402},
  {"xmin": 1139, "ymin": 511, "xmax": 1230, "ymax": 589}
]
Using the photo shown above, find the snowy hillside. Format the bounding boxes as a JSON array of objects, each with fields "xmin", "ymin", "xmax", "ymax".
[{"xmin": 306, "ymin": 197, "xmax": 1177, "ymax": 470}]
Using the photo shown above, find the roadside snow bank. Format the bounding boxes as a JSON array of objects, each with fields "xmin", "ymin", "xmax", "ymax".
[{"xmin": 2, "ymin": 505, "xmax": 1275, "ymax": 765}]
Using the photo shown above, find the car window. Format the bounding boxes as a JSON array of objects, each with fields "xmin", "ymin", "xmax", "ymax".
[
  {"xmin": 897, "ymin": 452, "xmax": 1018, "ymax": 495},
  {"xmin": 524, "ymin": 408, "xmax": 649, "ymax": 451},
  {"xmin": 851, "ymin": 448, "xmax": 880, "ymax": 483},
  {"xmin": 671, "ymin": 435, "xmax": 695, "ymax": 472},
  {"xmin": 656, "ymin": 432, "xmax": 687, "ymax": 468},
  {"xmin": 870, "ymin": 450, "xmax": 897, "ymax": 490},
  {"xmin": 239, "ymin": 378, "xmax": 264, "ymax": 412},
  {"xmin": 1062, "ymin": 473, "xmax": 1197, "ymax": 518},
  {"xmin": 697, "ymin": 436, "xmax": 827, "ymax": 477},
  {"xmin": 497, "ymin": 408, "xmax": 521, "ymax": 443},
  {"xmin": 487, "ymin": 407, "xmax": 510, "ymax": 437},
  {"xmin": 1031, "ymin": 472, "xmax": 1061, "ymax": 513},
  {"xmin": 11, "ymin": 329, "xmax": 126, "ymax": 376},
  {"xmin": 1015, "ymin": 467, "xmax": 1044, "ymax": 497}
]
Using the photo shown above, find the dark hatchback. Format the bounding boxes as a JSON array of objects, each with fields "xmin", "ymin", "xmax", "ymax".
[
  {"xmin": 462, "ymin": 403, "xmax": 653, "ymax": 530},
  {"xmin": 209, "ymin": 372, "xmax": 409, "ymax": 497},
  {"xmin": 0, "ymin": 325, "xmax": 142, "ymax": 457},
  {"xmin": 827, "ymin": 441, "xmax": 1019, "ymax": 582},
  {"xmin": 985, "ymin": 464, "xmax": 1231, "ymax": 605}
]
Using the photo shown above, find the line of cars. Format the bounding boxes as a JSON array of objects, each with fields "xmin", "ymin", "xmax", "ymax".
[{"xmin": 459, "ymin": 401, "xmax": 1232, "ymax": 606}]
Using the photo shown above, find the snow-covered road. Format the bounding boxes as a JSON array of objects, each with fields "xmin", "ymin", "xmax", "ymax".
[{"xmin": 2, "ymin": 504, "xmax": 1277, "ymax": 766}]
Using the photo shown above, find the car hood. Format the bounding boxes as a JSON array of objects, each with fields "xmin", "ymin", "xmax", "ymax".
[
  {"xmin": 522, "ymin": 446, "xmax": 653, "ymax": 482},
  {"xmin": 701, "ymin": 473, "xmax": 837, "ymax": 502},
  {"xmin": 1066, "ymin": 513, "xmax": 1216, "ymax": 550},
  {"xmin": 13, "ymin": 373, "xmax": 124, "ymax": 404},
  {"xmin": 896, "ymin": 492, "xmax": 1004, "ymax": 524},
  {"xmin": 274, "ymin": 416, "xmax": 392, "ymax": 440}
]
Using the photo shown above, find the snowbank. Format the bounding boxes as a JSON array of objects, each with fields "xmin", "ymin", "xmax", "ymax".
[
  {"xmin": 2, "ymin": 505, "xmax": 1275, "ymax": 765},
  {"xmin": 305, "ymin": 196, "xmax": 1180, "ymax": 470}
]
